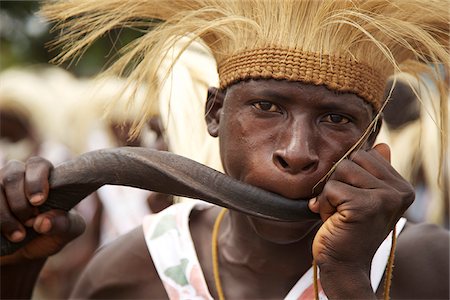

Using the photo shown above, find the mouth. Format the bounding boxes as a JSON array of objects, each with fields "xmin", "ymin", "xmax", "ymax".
[{"xmin": 243, "ymin": 176, "xmax": 325, "ymax": 202}]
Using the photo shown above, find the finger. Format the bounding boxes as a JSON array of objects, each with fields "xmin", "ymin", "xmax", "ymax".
[
  {"xmin": 348, "ymin": 148, "xmax": 394, "ymax": 181},
  {"xmin": 331, "ymin": 158, "xmax": 381, "ymax": 189},
  {"xmin": 316, "ymin": 180, "xmax": 355, "ymax": 222},
  {"xmin": 2, "ymin": 161, "xmax": 37, "ymax": 223},
  {"xmin": 308, "ymin": 197, "xmax": 319, "ymax": 214},
  {"xmin": 11, "ymin": 211, "xmax": 86, "ymax": 261},
  {"xmin": 33, "ymin": 210, "xmax": 85, "ymax": 240},
  {"xmin": 317, "ymin": 180, "xmax": 367, "ymax": 222},
  {"xmin": 0, "ymin": 186, "xmax": 26, "ymax": 242},
  {"xmin": 373, "ymin": 143, "xmax": 391, "ymax": 163},
  {"xmin": 24, "ymin": 157, "xmax": 53, "ymax": 206}
]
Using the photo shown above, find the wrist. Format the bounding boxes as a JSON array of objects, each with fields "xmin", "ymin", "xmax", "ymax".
[{"xmin": 319, "ymin": 262, "xmax": 375, "ymax": 299}]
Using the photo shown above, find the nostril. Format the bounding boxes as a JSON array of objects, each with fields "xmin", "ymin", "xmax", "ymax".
[
  {"xmin": 277, "ymin": 156, "xmax": 289, "ymax": 169},
  {"xmin": 302, "ymin": 162, "xmax": 317, "ymax": 172},
  {"xmin": 274, "ymin": 153, "xmax": 318, "ymax": 173}
]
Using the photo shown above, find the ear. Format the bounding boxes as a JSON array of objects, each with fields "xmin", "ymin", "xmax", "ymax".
[
  {"xmin": 205, "ymin": 87, "xmax": 225, "ymax": 137},
  {"xmin": 366, "ymin": 118, "xmax": 383, "ymax": 148}
]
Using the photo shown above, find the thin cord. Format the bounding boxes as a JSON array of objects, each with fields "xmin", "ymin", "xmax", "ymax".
[
  {"xmin": 313, "ymin": 259, "xmax": 319, "ymax": 300},
  {"xmin": 212, "ymin": 207, "xmax": 228, "ymax": 300},
  {"xmin": 383, "ymin": 226, "xmax": 397, "ymax": 300}
]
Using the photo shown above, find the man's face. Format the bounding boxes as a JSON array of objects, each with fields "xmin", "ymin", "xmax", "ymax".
[{"xmin": 207, "ymin": 79, "xmax": 375, "ymax": 201}]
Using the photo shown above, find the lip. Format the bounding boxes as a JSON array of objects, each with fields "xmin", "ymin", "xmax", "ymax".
[{"xmin": 242, "ymin": 173, "xmax": 324, "ymax": 201}]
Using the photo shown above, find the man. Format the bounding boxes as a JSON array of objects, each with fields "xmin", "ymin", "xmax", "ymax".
[{"xmin": 1, "ymin": 1, "xmax": 449, "ymax": 299}]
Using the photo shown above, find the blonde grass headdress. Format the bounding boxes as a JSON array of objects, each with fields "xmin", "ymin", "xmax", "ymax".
[
  {"xmin": 0, "ymin": 67, "xmax": 76, "ymax": 143},
  {"xmin": 41, "ymin": 0, "xmax": 449, "ymax": 176}
]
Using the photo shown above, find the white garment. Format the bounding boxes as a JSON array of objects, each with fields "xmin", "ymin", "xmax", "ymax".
[{"xmin": 143, "ymin": 201, "xmax": 406, "ymax": 299}]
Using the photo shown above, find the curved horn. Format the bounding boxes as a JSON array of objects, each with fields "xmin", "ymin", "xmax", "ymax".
[{"xmin": 1, "ymin": 147, "xmax": 317, "ymax": 256}]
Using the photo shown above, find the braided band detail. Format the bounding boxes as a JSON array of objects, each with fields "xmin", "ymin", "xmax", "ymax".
[{"xmin": 218, "ymin": 47, "xmax": 385, "ymax": 109}]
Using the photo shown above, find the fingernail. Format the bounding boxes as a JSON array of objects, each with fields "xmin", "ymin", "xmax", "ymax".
[
  {"xmin": 30, "ymin": 193, "xmax": 44, "ymax": 205},
  {"xmin": 25, "ymin": 218, "xmax": 35, "ymax": 227},
  {"xmin": 308, "ymin": 197, "xmax": 319, "ymax": 213},
  {"xmin": 9, "ymin": 230, "xmax": 25, "ymax": 242},
  {"xmin": 33, "ymin": 217, "xmax": 42, "ymax": 231},
  {"xmin": 39, "ymin": 218, "xmax": 52, "ymax": 233}
]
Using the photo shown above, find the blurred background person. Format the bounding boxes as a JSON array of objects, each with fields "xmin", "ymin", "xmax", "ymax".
[
  {"xmin": 0, "ymin": 66, "xmax": 101, "ymax": 299},
  {"xmin": 0, "ymin": 67, "xmax": 74, "ymax": 165},
  {"xmin": 77, "ymin": 76, "xmax": 172, "ymax": 246},
  {"xmin": 377, "ymin": 71, "xmax": 449, "ymax": 228}
]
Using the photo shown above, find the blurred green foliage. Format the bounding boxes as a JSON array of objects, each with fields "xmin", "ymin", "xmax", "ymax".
[{"xmin": 0, "ymin": 0, "xmax": 143, "ymax": 77}]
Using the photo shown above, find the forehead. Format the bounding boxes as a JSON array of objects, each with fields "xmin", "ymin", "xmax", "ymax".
[{"xmin": 225, "ymin": 79, "xmax": 373, "ymax": 116}]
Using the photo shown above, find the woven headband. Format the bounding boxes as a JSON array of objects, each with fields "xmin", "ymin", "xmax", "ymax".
[{"xmin": 218, "ymin": 47, "xmax": 386, "ymax": 110}]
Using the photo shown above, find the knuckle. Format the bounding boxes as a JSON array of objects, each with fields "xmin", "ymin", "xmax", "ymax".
[
  {"xmin": 337, "ymin": 159, "xmax": 352, "ymax": 171},
  {"xmin": 332, "ymin": 160, "xmax": 351, "ymax": 178},
  {"xmin": 3, "ymin": 160, "xmax": 24, "ymax": 171},
  {"xmin": 4, "ymin": 159, "xmax": 24, "ymax": 168},
  {"xmin": 322, "ymin": 180, "xmax": 334, "ymax": 192},
  {"xmin": 2, "ymin": 173, "xmax": 22, "ymax": 185},
  {"xmin": 321, "ymin": 180, "xmax": 341, "ymax": 197},
  {"xmin": 27, "ymin": 156, "xmax": 52, "ymax": 168},
  {"xmin": 2, "ymin": 161, "xmax": 25, "ymax": 185},
  {"xmin": 378, "ymin": 184, "xmax": 414, "ymax": 214},
  {"xmin": 349, "ymin": 149, "xmax": 367, "ymax": 161},
  {"xmin": 399, "ymin": 185, "xmax": 415, "ymax": 207}
]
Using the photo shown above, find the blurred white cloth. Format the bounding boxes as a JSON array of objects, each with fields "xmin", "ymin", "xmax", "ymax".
[
  {"xmin": 158, "ymin": 37, "xmax": 223, "ymax": 203},
  {"xmin": 97, "ymin": 185, "xmax": 151, "ymax": 246}
]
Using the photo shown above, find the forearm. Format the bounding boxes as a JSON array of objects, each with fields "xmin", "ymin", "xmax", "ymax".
[
  {"xmin": 319, "ymin": 264, "xmax": 375, "ymax": 299},
  {"xmin": 1, "ymin": 258, "xmax": 46, "ymax": 299}
]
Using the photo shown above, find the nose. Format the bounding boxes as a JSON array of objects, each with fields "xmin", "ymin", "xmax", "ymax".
[{"xmin": 272, "ymin": 122, "xmax": 319, "ymax": 174}]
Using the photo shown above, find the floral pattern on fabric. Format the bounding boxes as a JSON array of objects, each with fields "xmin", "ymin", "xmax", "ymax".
[
  {"xmin": 150, "ymin": 214, "xmax": 178, "ymax": 240},
  {"xmin": 143, "ymin": 201, "xmax": 214, "ymax": 300},
  {"xmin": 164, "ymin": 258, "xmax": 189, "ymax": 286}
]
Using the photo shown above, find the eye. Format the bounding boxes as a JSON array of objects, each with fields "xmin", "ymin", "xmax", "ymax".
[
  {"xmin": 252, "ymin": 101, "xmax": 281, "ymax": 113},
  {"xmin": 323, "ymin": 114, "xmax": 350, "ymax": 124}
]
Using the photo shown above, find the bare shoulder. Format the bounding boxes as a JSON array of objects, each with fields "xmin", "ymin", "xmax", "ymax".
[
  {"xmin": 390, "ymin": 222, "xmax": 449, "ymax": 299},
  {"xmin": 69, "ymin": 226, "xmax": 167, "ymax": 299}
]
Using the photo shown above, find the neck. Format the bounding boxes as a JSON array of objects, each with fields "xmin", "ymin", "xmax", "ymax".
[{"xmin": 219, "ymin": 210, "xmax": 321, "ymax": 276}]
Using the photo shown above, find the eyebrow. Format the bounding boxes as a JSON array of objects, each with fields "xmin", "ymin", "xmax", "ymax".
[
  {"xmin": 240, "ymin": 82, "xmax": 373, "ymax": 117},
  {"xmin": 255, "ymin": 88, "xmax": 369, "ymax": 111},
  {"xmin": 252, "ymin": 89, "xmax": 292, "ymax": 102}
]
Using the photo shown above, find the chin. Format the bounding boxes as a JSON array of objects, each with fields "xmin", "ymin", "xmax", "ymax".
[{"xmin": 248, "ymin": 215, "xmax": 322, "ymax": 244}]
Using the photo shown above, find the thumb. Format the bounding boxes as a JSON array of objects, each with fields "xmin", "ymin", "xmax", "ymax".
[{"xmin": 373, "ymin": 143, "xmax": 391, "ymax": 163}]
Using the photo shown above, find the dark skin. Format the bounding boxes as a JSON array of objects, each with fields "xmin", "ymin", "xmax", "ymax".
[
  {"xmin": 0, "ymin": 110, "xmax": 40, "ymax": 158},
  {"xmin": 382, "ymin": 79, "xmax": 420, "ymax": 130},
  {"xmin": 0, "ymin": 110, "xmax": 34, "ymax": 143},
  {"xmin": 1, "ymin": 80, "xmax": 449, "ymax": 299}
]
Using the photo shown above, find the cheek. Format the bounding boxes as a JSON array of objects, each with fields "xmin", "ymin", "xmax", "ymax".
[
  {"xmin": 218, "ymin": 111, "xmax": 270, "ymax": 179},
  {"xmin": 219, "ymin": 115, "xmax": 246, "ymax": 176},
  {"xmin": 316, "ymin": 129, "xmax": 367, "ymax": 171}
]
